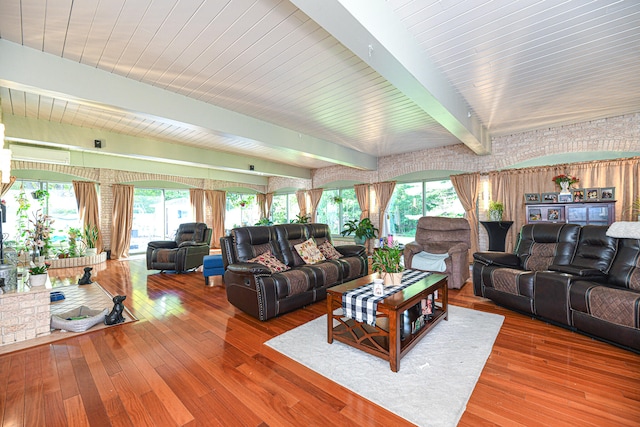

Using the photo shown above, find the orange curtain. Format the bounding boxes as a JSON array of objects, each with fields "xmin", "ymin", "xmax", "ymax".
[
  {"xmin": 110, "ymin": 184, "xmax": 134, "ymax": 259},
  {"xmin": 72, "ymin": 180, "xmax": 102, "ymax": 253},
  {"xmin": 450, "ymin": 172, "xmax": 480, "ymax": 261},
  {"xmin": 205, "ymin": 190, "xmax": 226, "ymax": 249},
  {"xmin": 373, "ymin": 181, "xmax": 396, "ymax": 237},
  {"xmin": 190, "ymin": 188, "xmax": 205, "ymax": 223},
  {"xmin": 308, "ymin": 188, "xmax": 324, "ymax": 222},
  {"xmin": 354, "ymin": 183, "xmax": 370, "ymax": 220}
]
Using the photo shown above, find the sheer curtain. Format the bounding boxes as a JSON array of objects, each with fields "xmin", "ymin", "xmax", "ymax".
[
  {"xmin": 354, "ymin": 183, "xmax": 370, "ymax": 220},
  {"xmin": 309, "ymin": 188, "xmax": 324, "ymax": 222},
  {"xmin": 373, "ymin": 181, "xmax": 396, "ymax": 237},
  {"xmin": 450, "ymin": 172, "xmax": 480, "ymax": 260},
  {"xmin": 296, "ymin": 190, "xmax": 308, "ymax": 217},
  {"xmin": 190, "ymin": 188, "xmax": 205, "ymax": 222},
  {"xmin": 110, "ymin": 184, "xmax": 134, "ymax": 259},
  {"xmin": 72, "ymin": 180, "xmax": 102, "ymax": 252},
  {"xmin": 206, "ymin": 190, "xmax": 226, "ymax": 249},
  {"xmin": 265, "ymin": 193, "xmax": 274, "ymax": 218}
]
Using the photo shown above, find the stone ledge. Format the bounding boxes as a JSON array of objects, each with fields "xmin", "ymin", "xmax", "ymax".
[{"xmin": 48, "ymin": 252, "xmax": 107, "ymax": 269}]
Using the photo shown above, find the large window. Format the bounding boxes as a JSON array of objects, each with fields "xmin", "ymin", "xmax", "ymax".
[
  {"xmin": 225, "ymin": 193, "xmax": 259, "ymax": 229},
  {"xmin": 130, "ymin": 188, "xmax": 191, "ymax": 253},
  {"xmin": 270, "ymin": 193, "xmax": 299, "ymax": 224},
  {"xmin": 387, "ymin": 180, "xmax": 464, "ymax": 243},
  {"xmin": 4, "ymin": 181, "xmax": 80, "ymax": 254},
  {"xmin": 316, "ymin": 188, "xmax": 361, "ymax": 235}
]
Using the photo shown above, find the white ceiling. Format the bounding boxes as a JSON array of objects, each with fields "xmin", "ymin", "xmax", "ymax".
[{"xmin": 0, "ymin": 0, "xmax": 639, "ymax": 179}]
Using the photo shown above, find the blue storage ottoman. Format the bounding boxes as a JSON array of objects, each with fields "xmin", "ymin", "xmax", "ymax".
[{"xmin": 203, "ymin": 254, "xmax": 224, "ymax": 286}]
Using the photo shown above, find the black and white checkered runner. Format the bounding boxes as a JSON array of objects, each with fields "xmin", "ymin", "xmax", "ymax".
[{"xmin": 341, "ymin": 269, "xmax": 432, "ymax": 326}]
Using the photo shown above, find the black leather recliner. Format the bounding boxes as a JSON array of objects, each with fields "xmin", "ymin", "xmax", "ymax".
[{"xmin": 146, "ymin": 222, "xmax": 212, "ymax": 273}]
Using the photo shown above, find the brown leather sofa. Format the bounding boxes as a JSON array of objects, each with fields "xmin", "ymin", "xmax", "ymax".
[
  {"xmin": 220, "ymin": 223, "xmax": 368, "ymax": 320},
  {"xmin": 403, "ymin": 216, "xmax": 471, "ymax": 289},
  {"xmin": 473, "ymin": 223, "xmax": 639, "ymax": 352}
]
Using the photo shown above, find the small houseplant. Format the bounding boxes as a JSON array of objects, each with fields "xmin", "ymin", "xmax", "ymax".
[
  {"xmin": 341, "ymin": 218, "xmax": 378, "ymax": 245},
  {"xmin": 371, "ymin": 241, "xmax": 404, "ymax": 285},
  {"xmin": 28, "ymin": 262, "xmax": 50, "ymax": 287},
  {"xmin": 488, "ymin": 200, "xmax": 504, "ymax": 222},
  {"xmin": 83, "ymin": 224, "xmax": 99, "ymax": 256},
  {"xmin": 290, "ymin": 213, "xmax": 310, "ymax": 224}
]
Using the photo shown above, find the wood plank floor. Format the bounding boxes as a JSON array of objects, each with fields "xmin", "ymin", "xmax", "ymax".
[{"xmin": 1, "ymin": 257, "xmax": 639, "ymax": 426}]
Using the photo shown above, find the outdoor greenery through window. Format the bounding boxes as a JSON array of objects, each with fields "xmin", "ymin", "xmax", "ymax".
[
  {"xmin": 316, "ymin": 188, "xmax": 361, "ymax": 236},
  {"xmin": 225, "ymin": 193, "xmax": 259, "ymax": 229},
  {"xmin": 270, "ymin": 193, "xmax": 299, "ymax": 224},
  {"xmin": 130, "ymin": 188, "xmax": 191, "ymax": 253},
  {"xmin": 4, "ymin": 181, "xmax": 80, "ymax": 256},
  {"xmin": 387, "ymin": 180, "xmax": 464, "ymax": 243}
]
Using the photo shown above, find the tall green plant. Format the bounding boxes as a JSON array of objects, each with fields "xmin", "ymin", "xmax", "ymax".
[
  {"xmin": 83, "ymin": 224, "xmax": 99, "ymax": 249},
  {"xmin": 14, "ymin": 187, "xmax": 31, "ymax": 254}
]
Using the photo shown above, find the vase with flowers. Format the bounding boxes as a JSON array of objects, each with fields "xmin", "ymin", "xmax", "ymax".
[
  {"xmin": 552, "ymin": 174, "xmax": 579, "ymax": 194},
  {"xmin": 25, "ymin": 209, "xmax": 55, "ymax": 261}
]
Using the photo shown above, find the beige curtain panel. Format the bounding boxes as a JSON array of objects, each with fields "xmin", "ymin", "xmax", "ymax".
[
  {"xmin": 296, "ymin": 190, "xmax": 308, "ymax": 217},
  {"xmin": 308, "ymin": 188, "xmax": 324, "ymax": 222},
  {"xmin": 265, "ymin": 193, "xmax": 274, "ymax": 218},
  {"xmin": 354, "ymin": 183, "xmax": 370, "ymax": 220},
  {"xmin": 0, "ymin": 176, "xmax": 16, "ymax": 196},
  {"xmin": 256, "ymin": 193, "xmax": 267, "ymax": 219},
  {"xmin": 373, "ymin": 181, "xmax": 396, "ymax": 237},
  {"xmin": 450, "ymin": 172, "xmax": 480, "ymax": 261},
  {"xmin": 72, "ymin": 180, "xmax": 102, "ymax": 253},
  {"xmin": 189, "ymin": 188, "xmax": 205, "ymax": 223},
  {"xmin": 110, "ymin": 184, "xmax": 134, "ymax": 259},
  {"xmin": 206, "ymin": 190, "xmax": 226, "ymax": 249}
]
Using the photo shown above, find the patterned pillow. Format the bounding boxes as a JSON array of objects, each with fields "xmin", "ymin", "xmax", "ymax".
[
  {"xmin": 294, "ymin": 238, "xmax": 326, "ymax": 264},
  {"xmin": 317, "ymin": 240, "xmax": 343, "ymax": 260},
  {"xmin": 247, "ymin": 250, "xmax": 290, "ymax": 273}
]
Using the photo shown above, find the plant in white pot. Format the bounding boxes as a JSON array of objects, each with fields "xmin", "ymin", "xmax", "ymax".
[
  {"xmin": 83, "ymin": 224, "xmax": 99, "ymax": 256},
  {"xmin": 28, "ymin": 263, "xmax": 50, "ymax": 288},
  {"xmin": 371, "ymin": 241, "xmax": 404, "ymax": 286},
  {"xmin": 488, "ymin": 200, "xmax": 504, "ymax": 222}
]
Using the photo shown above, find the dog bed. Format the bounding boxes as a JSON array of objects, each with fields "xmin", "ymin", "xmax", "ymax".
[{"xmin": 50, "ymin": 306, "xmax": 108, "ymax": 332}]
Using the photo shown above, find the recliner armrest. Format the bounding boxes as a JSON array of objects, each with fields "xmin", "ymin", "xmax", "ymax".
[
  {"xmin": 473, "ymin": 251, "xmax": 521, "ymax": 267},
  {"xmin": 148, "ymin": 241, "xmax": 178, "ymax": 250},
  {"xmin": 404, "ymin": 242, "xmax": 423, "ymax": 254},
  {"xmin": 447, "ymin": 242, "xmax": 469, "ymax": 255},
  {"xmin": 178, "ymin": 241, "xmax": 207, "ymax": 248},
  {"xmin": 336, "ymin": 244, "xmax": 366, "ymax": 258},
  {"xmin": 548, "ymin": 264, "xmax": 607, "ymax": 280},
  {"xmin": 227, "ymin": 262, "xmax": 273, "ymax": 275}
]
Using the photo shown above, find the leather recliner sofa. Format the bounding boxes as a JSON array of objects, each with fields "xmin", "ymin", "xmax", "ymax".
[
  {"xmin": 473, "ymin": 223, "xmax": 639, "ymax": 352},
  {"xmin": 220, "ymin": 223, "xmax": 368, "ymax": 320},
  {"xmin": 146, "ymin": 222, "xmax": 212, "ymax": 273}
]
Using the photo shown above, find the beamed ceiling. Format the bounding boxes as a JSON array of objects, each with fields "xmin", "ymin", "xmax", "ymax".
[{"xmin": 0, "ymin": 0, "xmax": 639, "ymax": 182}]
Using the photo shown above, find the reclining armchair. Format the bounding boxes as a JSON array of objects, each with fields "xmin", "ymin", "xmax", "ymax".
[
  {"xmin": 403, "ymin": 216, "xmax": 471, "ymax": 289},
  {"xmin": 146, "ymin": 222, "xmax": 212, "ymax": 273}
]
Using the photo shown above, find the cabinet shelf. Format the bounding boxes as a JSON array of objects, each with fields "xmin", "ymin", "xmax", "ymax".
[{"xmin": 525, "ymin": 201, "xmax": 615, "ymax": 225}]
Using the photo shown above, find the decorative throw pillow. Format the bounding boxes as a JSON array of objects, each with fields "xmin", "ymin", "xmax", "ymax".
[
  {"xmin": 294, "ymin": 238, "xmax": 326, "ymax": 264},
  {"xmin": 247, "ymin": 250, "xmax": 290, "ymax": 273},
  {"xmin": 317, "ymin": 240, "xmax": 343, "ymax": 260}
]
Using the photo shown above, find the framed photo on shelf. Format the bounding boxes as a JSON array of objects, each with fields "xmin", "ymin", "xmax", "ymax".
[
  {"xmin": 547, "ymin": 208, "xmax": 561, "ymax": 221},
  {"xmin": 558, "ymin": 193, "xmax": 573, "ymax": 203},
  {"xmin": 541, "ymin": 192, "xmax": 559, "ymax": 203},
  {"xmin": 585, "ymin": 188, "xmax": 600, "ymax": 201},
  {"xmin": 524, "ymin": 193, "xmax": 540, "ymax": 204},
  {"xmin": 572, "ymin": 188, "xmax": 584, "ymax": 202},
  {"xmin": 529, "ymin": 208, "xmax": 542, "ymax": 221},
  {"xmin": 600, "ymin": 187, "xmax": 615, "ymax": 200}
]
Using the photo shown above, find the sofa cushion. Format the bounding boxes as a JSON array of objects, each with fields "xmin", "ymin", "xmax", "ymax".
[
  {"xmin": 570, "ymin": 282, "xmax": 640, "ymax": 329},
  {"xmin": 274, "ymin": 224, "xmax": 309, "ymax": 267},
  {"xmin": 294, "ymin": 238, "xmax": 326, "ymax": 264},
  {"xmin": 607, "ymin": 238, "xmax": 640, "ymax": 291},
  {"xmin": 516, "ymin": 224, "xmax": 580, "ymax": 270},
  {"xmin": 248, "ymin": 250, "xmax": 290, "ymax": 273},
  {"xmin": 317, "ymin": 240, "xmax": 343, "ymax": 260}
]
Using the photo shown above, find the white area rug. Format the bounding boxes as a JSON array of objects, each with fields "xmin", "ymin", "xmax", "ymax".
[{"xmin": 265, "ymin": 305, "xmax": 504, "ymax": 427}]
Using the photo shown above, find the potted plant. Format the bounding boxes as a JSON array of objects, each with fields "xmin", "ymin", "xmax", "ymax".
[
  {"xmin": 341, "ymin": 218, "xmax": 379, "ymax": 245},
  {"xmin": 624, "ymin": 197, "xmax": 640, "ymax": 221},
  {"xmin": 83, "ymin": 224, "xmax": 99, "ymax": 256},
  {"xmin": 371, "ymin": 241, "xmax": 404, "ymax": 286},
  {"xmin": 31, "ymin": 189, "xmax": 49, "ymax": 201},
  {"xmin": 255, "ymin": 217, "xmax": 273, "ymax": 226},
  {"xmin": 28, "ymin": 262, "xmax": 50, "ymax": 288},
  {"xmin": 290, "ymin": 214, "xmax": 310, "ymax": 224},
  {"xmin": 332, "ymin": 196, "xmax": 343, "ymax": 204},
  {"xmin": 488, "ymin": 200, "xmax": 504, "ymax": 222}
]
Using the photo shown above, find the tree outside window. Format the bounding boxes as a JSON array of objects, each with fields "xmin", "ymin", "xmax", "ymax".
[{"xmin": 316, "ymin": 188, "xmax": 361, "ymax": 235}]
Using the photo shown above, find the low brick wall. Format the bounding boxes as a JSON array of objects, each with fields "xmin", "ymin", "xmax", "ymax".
[
  {"xmin": 0, "ymin": 286, "xmax": 51, "ymax": 345},
  {"xmin": 48, "ymin": 252, "xmax": 107, "ymax": 269}
]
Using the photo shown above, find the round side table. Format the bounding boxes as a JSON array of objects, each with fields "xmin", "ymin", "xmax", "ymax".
[{"xmin": 480, "ymin": 221, "xmax": 514, "ymax": 252}]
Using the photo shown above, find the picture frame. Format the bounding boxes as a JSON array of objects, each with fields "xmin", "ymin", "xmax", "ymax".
[
  {"xmin": 600, "ymin": 187, "xmax": 615, "ymax": 200},
  {"xmin": 529, "ymin": 208, "xmax": 542, "ymax": 221},
  {"xmin": 585, "ymin": 188, "xmax": 600, "ymax": 201},
  {"xmin": 558, "ymin": 193, "xmax": 573, "ymax": 203},
  {"xmin": 524, "ymin": 193, "xmax": 540, "ymax": 204},
  {"xmin": 571, "ymin": 188, "xmax": 584, "ymax": 202},
  {"xmin": 547, "ymin": 208, "xmax": 561, "ymax": 221},
  {"xmin": 541, "ymin": 192, "xmax": 558, "ymax": 203}
]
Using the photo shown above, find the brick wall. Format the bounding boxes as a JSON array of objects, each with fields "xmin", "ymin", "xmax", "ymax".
[{"xmin": 0, "ymin": 287, "xmax": 51, "ymax": 345}]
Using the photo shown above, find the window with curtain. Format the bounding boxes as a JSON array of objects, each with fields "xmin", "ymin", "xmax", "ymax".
[
  {"xmin": 387, "ymin": 180, "xmax": 464, "ymax": 243},
  {"xmin": 225, "ymin": 193, "xmax": 259, "ymax": 229},
  {"xmin": 130, "ymin": 188, "xmax": 190, "ymax": 253},
  {"xmin": 316, "ymin": 188, "xmax": 361, "ymax": 235},
  {"xmin": 270, "ymin": 193, "xmax": 299, "ymax": 224},
  {"xmin": 5, "ymin": 180, "xmax": 80, "ymax": 253}
]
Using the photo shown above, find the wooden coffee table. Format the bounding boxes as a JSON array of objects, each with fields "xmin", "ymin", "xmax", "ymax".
[{"xmin": 326, "ymin": 273, "xmax": 448, "ymax": 372}]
